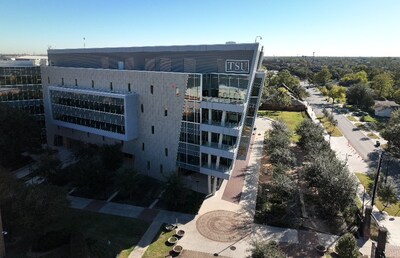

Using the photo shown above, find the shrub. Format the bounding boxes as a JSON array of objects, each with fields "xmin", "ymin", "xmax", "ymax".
[{"xmin": 335, "ymin": 233, "xmax": 359, "ymax": 258}]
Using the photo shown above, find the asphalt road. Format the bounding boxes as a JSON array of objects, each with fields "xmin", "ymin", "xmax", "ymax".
[{"xmin": 305, "ymin": 86, "xmax": 379, "ymax": 164}]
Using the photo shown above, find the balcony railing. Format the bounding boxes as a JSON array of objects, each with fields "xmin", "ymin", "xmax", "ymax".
[
  {"xmin": 201, "ymin": 163, "xmax": 232, "ymax": 173},
  {"xmin": 202, "ymin": 142, "xmax": 236, "ymax": 151}
]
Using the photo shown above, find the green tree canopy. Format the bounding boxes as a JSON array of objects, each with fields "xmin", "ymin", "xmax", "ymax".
[
  {"xmin": 339, "ymin": 71, "xmax": 368, "ymax": 86},
  {"xmin": 328, "ymin": 85, "xmax": 346, "ymax": 103},
  {"xmin": 371, "ymin": 72, "xmax": 394, "ymax": 98},
  {"xmin": 381, "ymin": 110, "xmax": 400, "ymax": 156},
  {"xmin": 314, "ymin": 67, "xmax": 332, "ymax": 86},
  {"xmin": 346, "ymin": 83, "xmax": 375, "ymax": 109},
  {"xmin": 379, "ymin": 177, "xmax": 398, "ymax": 209},
  {"xmin": 0, "ymin": 104, "xmax": 41, "ymax": 167}
]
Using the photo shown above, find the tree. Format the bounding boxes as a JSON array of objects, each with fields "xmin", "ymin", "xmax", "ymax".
[
  {"xmin": 0, "ymin": 104, "xmax": 41, "ymax": 167},
  {"xmin": 328, "ymin": 85, "xmax": 346, "ymax": 104},
  {"xmin": 335, "ymin": 233, "xmax": 359, "ymax": 258},
  {"xmin": 314, "ymin": 67, "xmax": 332, "ymax": 86},
  {"xmin": 247, "ymin": 240, "xmax": 286, "ymax": 258},
  {"xmin": 265, "ymin": 121, "xmax": 291, "ymax": 152},
  {"xmin": 381, "ymin": 110, "xmax": 400, "ymax": 156},
  {"xmin": 346, "ymin": 83, "xmax": 375, "ymax": 109},
  {"xmin": 393, "ymin": 88, "xmax": 400, "ymax": 104},
  {"xmin": 161, "ymin": 173, "xmax": 188, "ymax": 210},
  {"xmin": 267, "ymin": 87, "xmax": 292, "ymax": 107},
  {"xmin": 295, "ymin": 119, "xmax": 325, "ymax": 155},
  {"xmin": 33, "ymin": 152, "xmax": 61, "ymax": 184},
  {"xmin": 270, "ymin": 69, "xmax": 300, "ymax": 89},
  {"xmin": 371, "ymin": 72, "xmax": 394, "ymax": 99},
  {"xmin": 379, "ymin": 177, "xmax": 398, "ymax": 209},
  {"xmin": 339, "ymin": 71, "xmax": 368, "ymax": 86}
]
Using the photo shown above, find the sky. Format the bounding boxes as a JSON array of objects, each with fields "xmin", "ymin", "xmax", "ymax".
[{"xmin": 1, "ymin": 0, "xmax": 399, "ymax": 56}]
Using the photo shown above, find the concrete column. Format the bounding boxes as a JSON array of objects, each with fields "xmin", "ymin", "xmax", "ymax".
[
  {"xmin": 375, "ymin": 226, "xmax": 388, "ymax": 258},
  {"xmin": 363, "ymin": 205, "xmax": 373, "ymax": 240},
  {"xmin": 218, "ymin": 133, "xmax": 223, "ymax": 148},
  {"xmin": 0, "ymin": 208, "xmax": 5, "ymax": 258},
  {"xmin": 216, "ymin": 156, "xmax": 220, "ymax": 168},
  {"xmin": 208, "ymin": 109, "xmax": 212, "ymax": 124},
  {"xmin": 208, "ymin": 176, "xmax": 211, "ymax": 194},
  {"xmin": 221, "ymin": 111, "xmax": 226, "ymax": 126},
  {"xmin": 212, "ymin": 176, "xmax": 217, "ymax": 194},
  {"xmin": 207, "ymin": 154, "xmax": 211, "ymax": 167},
  {"xmin": 208, "ymin": 131, "xmax": 211, "ymax": 146}
]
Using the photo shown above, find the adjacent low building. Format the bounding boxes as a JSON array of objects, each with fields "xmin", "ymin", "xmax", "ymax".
[
  {"xmin": 42, "ymin": 43, "xmax": 266, "ymax": 193},
  {"xmin": 374, "ymin": 100, "xmax": 400, "ymax": 117},
  {"xmin": 0, "ymin": 58, "xmax": 47, "ymax": 141}
]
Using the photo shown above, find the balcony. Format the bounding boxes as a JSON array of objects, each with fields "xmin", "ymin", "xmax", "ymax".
[
  {"xmin": 200, "ymin": 163, "xmax": 232, "ymax": 179},
  {"xmin": 200, "ymin": 142, "xmax": 235, "ymax": 159}
]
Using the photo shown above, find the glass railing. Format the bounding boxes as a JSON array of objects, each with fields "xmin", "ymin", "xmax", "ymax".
[
  {"xmin": 201, "ymin": 142, "xmax": 236, "ymax": 151},
  {"xmin": 202, "ymin": 96, "xmax": 244, "ymax": 105},
  {"xmin": 201, "ymin": 163, "xmax": 231, "ymax": 173},
  {"xmin": 201, "ymin": 120, "xmax": 240, "ymax": 128}
]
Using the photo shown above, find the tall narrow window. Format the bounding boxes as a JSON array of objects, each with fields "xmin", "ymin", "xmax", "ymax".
[
  {"xmin": 151, "ymin": 126, "xmax": 154, "ymax": 134},
  {"xmin": 142, "ymin": 142, "xmax": 145, "ymax": 151},
  {"xmin": 61, "ymin": 78, "xmax": 64, "ymax": 85},
  {"xmin": 47, "ymin": 77, "xmax": 50, "ymax": 84},
  {"xmin": 147, "ymin": 161, "xmax": 150, "ymax": 170},
  {"xmin": 87, "ymin": 132, "xmax": 90, "ymax": 138},
  {"xmin": 160, "ymin": 164, "xmax": 163, "ymax": 174},
  {"xmin": 102, "ymin": 136, "xmax": 105, "ymax": 141},
  {"xmin": 110, "ymin": 82, "xmax": 113, "ymax": 91},
  {"xmin": 141, "ymin": 104, "xmax": 144, "ymax": 113},
  {"xmin": 164, "ymin": 108, "xmax": 168, "ymax": 117},
  {"xmin": 92, "ymin": 80, "xmax": 94, "ymax": 88},
  {"xmin": 128, "ymin": 83, "xmax": 131, "ymax": 92},
  {"xmin": 75, "ymin": 79, "xmax": 77, "ymax": 86},
  {"xmin": 150, "ymin": 85, "xmax": 154, "ymax": 94},
  {"xmin": 165, "ymin": 148, "xmax": 168, "ymax": 157}
]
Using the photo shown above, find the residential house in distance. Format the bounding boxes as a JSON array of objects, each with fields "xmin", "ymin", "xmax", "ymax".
[
  {"xmin": 374, "ymin": 100, "xmax": 400, "ymax": 117},
  {"xmin": 42, "ymin": 43, "xmax": 265, "ymax": 193}
]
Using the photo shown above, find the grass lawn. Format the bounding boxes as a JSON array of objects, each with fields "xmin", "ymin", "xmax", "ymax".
[
  {"xmin": 354, "ymin": 122, "xmax": 369, "ymax": 131},
  {"xmin": 142, "ymin": 224, "xmax": 176, "ymax": 258},
  {"xmin": 362, "ymin": 115, "xmax": 377, "ymax": 123},
  {"xmin": 318, "ymin": 117, "xmax": 343, "ymax": 137},
  {"xmin": 62, "ymin": 208, "xmax": 149, "ymax": 257},
  {"xmin": 367, "ymin": 132, "xmax": 380, "ymax": 139},
  {"xmin": 347, "ymin": 115, "xmax": 358, "ymax": 122},
  {"xmin": 355, "ymin": 173, "xmax": 400, "ymax": 217},
  {"xmin": 257, "ymin": 110, "xmax": 307, "ymax": 142}
]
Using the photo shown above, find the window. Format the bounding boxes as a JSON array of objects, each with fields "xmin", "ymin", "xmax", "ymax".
[
  {"xmin": 75, "ymin": 79, "xmax": 77, "ymax": 86},
  {"xmin": 61, "ymin": 78, "xmax": 64, "ymax": 85},
  {"xmin": 165, "ymin": 148, "xmax": 168, "ymax": 157},
  {"xmin": 128, "ymin": 83, "xmax": 131, "ymax": 92},
  {"xmin": 151, "ymin": 126, "xmax": 154, "ymax": 134},
  {"xmin": 102, "ymin": 136, "xmax": 105, "ymax": 141},
  {"xmin": 141, "ymin": 104, "xmax": 144, "ymax": 113},
  {"xmin": 176, "ymin": 88, "xmax": 180, "ymax": 96},
  {"xmin": 110, "ymin": 82, "xmax": 113, "ymax": 91},
  {"xmin": 150, "ymin": 85, "xmax": 154, "ymax": 94},
  {"xmin": 142, "ymin": 142, "xmax": 145, "ymax": 151},
  {"xmin": 87, "ymin": 132, "xmax": 90, "ymax": 138},
  {"xmin": 92, "ymin": 80, "xmax": 94, "ymax": 88},
  {"xmin": 47, "ymin": 77, "xmax": 50, "ymax": 84},
  {"xmin": 160, "ymin": 164, "xmax": 163, "ymax": 174},
  {"xmin": 164, "ymin": 108, "xmax": 168, "ymax": 117},
  {"xmin": 147, "ymin": 161, "xmax": 150, "ymax": 170}
]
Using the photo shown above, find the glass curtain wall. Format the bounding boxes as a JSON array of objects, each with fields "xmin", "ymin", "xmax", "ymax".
[{"xmin": 177, "ymin": 74, "xmax": 202, "ymax": 173}]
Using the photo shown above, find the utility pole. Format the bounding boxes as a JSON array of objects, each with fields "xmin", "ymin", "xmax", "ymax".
[
  {"xmin": 0, "ymin": 208, "xmax": 5, "ymax": 258},
  {"xmin": 371, "ymin": 151, "xmax": 384, "ymax": 207}
]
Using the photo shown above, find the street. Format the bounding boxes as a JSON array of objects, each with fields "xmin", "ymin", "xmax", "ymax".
[{"xmin": 305, "ymin": 86, "xmax": 379, "ymax": 164}]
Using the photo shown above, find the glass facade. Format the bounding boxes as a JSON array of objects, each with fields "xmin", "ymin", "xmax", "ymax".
[
  {"xmin": 0, "ymin": 66, "xmax": 45, "ymax": 140},
  {"xmin": 177, "ymin": 74, "xmax": 201, "ymax": 173},
  {"xmin": 202, "ymin": 73, "xmax": 249, "ymax": 104},
  {"xmin": 50, "ymin": 89, "xmax": 126, "ymax": 134}
]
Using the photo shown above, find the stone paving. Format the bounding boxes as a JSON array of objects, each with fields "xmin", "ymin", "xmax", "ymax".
[{"xmin": 196, "ymin": 210, "xmax": 251, "ymax": 242}]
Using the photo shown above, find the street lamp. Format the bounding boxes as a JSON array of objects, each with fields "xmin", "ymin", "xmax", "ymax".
[{"xmin": 371, "ymin": 151, "xmax": 384, "ymax": 207}]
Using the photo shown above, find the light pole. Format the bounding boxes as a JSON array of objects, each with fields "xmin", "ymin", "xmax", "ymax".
[
  {"xmin": 0, "ymin": 208, "xmax": 6, "ymax": 258},
  {"xmin": 371, "ymin": 151, "xmax": 384, "ymax": 207}
]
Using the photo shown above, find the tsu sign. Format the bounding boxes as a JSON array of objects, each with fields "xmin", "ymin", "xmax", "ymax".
[{"xmin": 225, "ymin": 60, "xmax": 249, "ymax": 73}]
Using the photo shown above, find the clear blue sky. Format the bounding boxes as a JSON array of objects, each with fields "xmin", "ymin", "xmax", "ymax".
[{"xmin": 1, "ymin": 0, "xmax": 399, "ymax": 56}]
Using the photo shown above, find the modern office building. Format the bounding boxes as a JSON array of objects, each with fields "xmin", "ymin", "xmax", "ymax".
[
  {"xmin": 42, "ymin": 43, "xmax": 265, "ymax": 193},
  {"xmin": 0, "ymin": 58, "xmax": 47, "ymax": 141}
]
